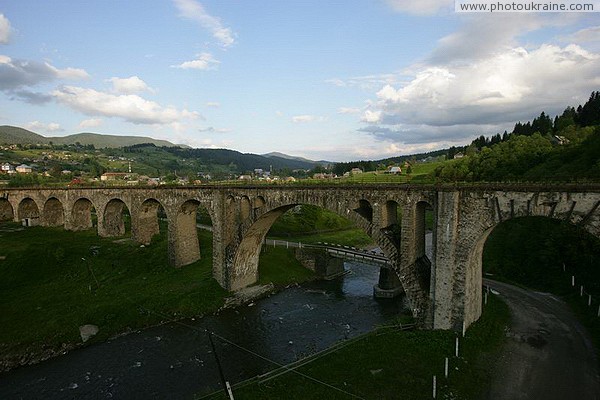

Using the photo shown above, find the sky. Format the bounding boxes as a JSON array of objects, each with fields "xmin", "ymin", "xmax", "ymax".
[{"xmin": 0, "ymin": 1, "xmax": 599, "ymax": 162}]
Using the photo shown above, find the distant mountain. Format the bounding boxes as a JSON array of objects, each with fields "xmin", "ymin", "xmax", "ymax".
[
  {"xmin": 167, "ymin": 148, "xmax": 317, "ymax": 171},
  {"xmin": 0, "ymin": 125, "xmax": 183, "ymax": 148},
  {"xmin": 263, "ymin": 151, "xmax": 332, "ymax": 166},
  {"xmin": 0, "ymin": 126, "xmax": 47, "ymax": 145},
  {"xmin": 51, "ymin": 132, "xmax": 183, "ymax": 148}
]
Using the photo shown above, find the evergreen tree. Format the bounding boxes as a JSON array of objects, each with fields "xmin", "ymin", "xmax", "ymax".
[
  {"xmin": 554, "ymin": 106, "xmax": 577, "ymax": 132},
  {"xmin": 578, "ymin": 91, "xmax": 600, "ymax": 127},
  {"xmin": 531, "ymin": 112, "xmax": 552, "ymax": 135}
]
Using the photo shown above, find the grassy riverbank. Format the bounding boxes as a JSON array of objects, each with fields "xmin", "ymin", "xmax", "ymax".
[
  {"xmin": 0, "ymin": 223, "xmax": 313, "ymax": 371},
  {"xmin": 269, "ymin": 227, "xmax": 374, "ymax": 248},
  {"xmin": 202, "ymin": 293, "xmax": 509, "ymax": 400}
]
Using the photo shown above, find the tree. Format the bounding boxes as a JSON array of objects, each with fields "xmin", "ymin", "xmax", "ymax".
[
  {"xmin": 554, "ymin": 107, "xmax": 577, "ymax": 132},
  {"xmin": 578, "ymin": 91, "xmax": 600, "ymax": 127},
  {"xmin": 531, "ymin": 112, "xmax": 552, "ymax": 136}
]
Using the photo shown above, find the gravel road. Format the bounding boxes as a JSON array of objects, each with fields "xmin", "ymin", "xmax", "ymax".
[{"xmin": 484, "ymin": 279, "xmax": 600, "ymax": 400}]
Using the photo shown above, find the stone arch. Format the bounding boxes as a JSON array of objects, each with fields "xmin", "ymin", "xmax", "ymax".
[
  {"xmin": 415, "ymin": 201, "xmax": 433, "ymax": 262},
  {"xmin": 382, "ymin": 200, "xmax": 400, "ymax": 228},
  {"xmin": 70, "ymin": 198, "xmax": 96, "ymax": 231},
  {"xmin": 42, "ymin": 197, "xmax": 64, "ymax": 227},
  {"xmin": 353, "ymin": 199, "xmax": 373, "ymax": 223},
  {"xmin": 168, "ymin": 199, "xmax": 211, "ymax": 267},
  {"xmin": 0, "ymin": 198, "xmax": 14, "ymax": 221},
  {"xmin": 225, "ymin": 195, "xmax": 236, "ymax": 242},
  {"xmin": 253, "ymin": 196, "xmax": 266, "ymax": 210},
  {"xmin": 230, "ymin": 204, "xmax": 298, "ymax": 290},
  {"xmin": 18, "ymin": 198, "xmax": 40, "ymax": 225},
  {"xmin": 457, "ymin": 194, "xmax": 600, "ymax": 331},
  {"xmin": 133, "ymin": 198, "xmax": 165, "ymax": 245},
  {"xmin": 229, "ymin": 197, "xmax": 404, "ymax": 293},
  {"xmin": 240, "ymin": 196, "xmax": 251, "ymax": 221},
  {"xmin": 102, "ymin": 198, "xmax": 130, "ymax": 237}
]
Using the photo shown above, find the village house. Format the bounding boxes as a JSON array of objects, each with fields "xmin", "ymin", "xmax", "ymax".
[
  {"xmin": 16, "ymin": 164, "xmax": 33, "ymax": 173},
  {"xmin": 1, "ymin": 163, "xmax": 15, "ymax": 174},
  {"xmin": 100, "ymin": 172, "xmax": 129, "ymax": 181},
  {"xmin": 313, "ymin": 172, "xmax": 336, "ymax": 179},
  {"xmin": 552, "ymin": 135, "xmax": 570, "ymax": 146}
]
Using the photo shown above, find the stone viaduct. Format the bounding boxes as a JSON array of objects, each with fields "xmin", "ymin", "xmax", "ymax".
[{"xmin": 1, "ymin": 184, "xmax": 600, "ymax": 331}]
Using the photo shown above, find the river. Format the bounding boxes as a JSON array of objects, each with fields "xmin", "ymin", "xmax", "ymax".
[{"xmin": 0, "ymin": 260, "xmax": 408, "ymax": 399}]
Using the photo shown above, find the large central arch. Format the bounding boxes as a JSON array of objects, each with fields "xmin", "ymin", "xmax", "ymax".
[{"xmin": 228, "ymin": 197, "xmax": 403, "ymax": 293}]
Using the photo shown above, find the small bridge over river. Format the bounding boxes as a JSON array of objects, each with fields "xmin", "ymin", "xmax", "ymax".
[{"xmin": 1, "ymin": 183, "xmax": 600, "ymax": 330}]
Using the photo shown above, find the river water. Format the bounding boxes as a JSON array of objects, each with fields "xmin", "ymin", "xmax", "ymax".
[{"xmin": 0, "ymin": 260, "xmax": 407, "ymax": 400}]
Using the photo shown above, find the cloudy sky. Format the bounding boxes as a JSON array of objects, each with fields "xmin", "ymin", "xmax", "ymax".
[{"xmin": 0, "ymin": 1, "xmax": 599, "ymax": 161}]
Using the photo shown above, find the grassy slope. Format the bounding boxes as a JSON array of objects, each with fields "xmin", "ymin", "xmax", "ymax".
[{"xmin": 257, "ymin": 246, "xmax": 314, "ymax": 286}]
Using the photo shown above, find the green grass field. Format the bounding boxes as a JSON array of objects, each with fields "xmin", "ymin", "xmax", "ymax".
[
  {"xmin": 297, "ymin": 162, "xmax": 441, "ymax": 185},
  {"xmin": 0, "ymin": 222, "xmax": 315, "ymax": 370}
]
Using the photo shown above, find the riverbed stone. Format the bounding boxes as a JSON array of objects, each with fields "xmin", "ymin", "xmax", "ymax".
[{"xmin": 79, "ymin": 325, "xmax": 99, "ymax": 342}]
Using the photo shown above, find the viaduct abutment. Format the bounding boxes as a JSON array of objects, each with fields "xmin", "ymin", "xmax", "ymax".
[{"xmin": 1, "ymin": 184, "xmax": 599, "ymax": 331}]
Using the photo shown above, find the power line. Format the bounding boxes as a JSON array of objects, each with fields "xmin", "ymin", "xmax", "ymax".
[
  {"xmin": 211, "ymin": 331, "xmax": 367, "ymax": 400},
  {"xmin": 120, "ymin": 294, "xmax": 366, "ymax": 399}
]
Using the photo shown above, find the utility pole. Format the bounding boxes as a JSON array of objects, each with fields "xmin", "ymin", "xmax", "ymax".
[{"xmin": 208, "ymin": 331, "xmax": 234, "ymax": 400}]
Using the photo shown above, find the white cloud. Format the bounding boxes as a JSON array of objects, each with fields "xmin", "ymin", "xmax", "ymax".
[
  {"xmin": 26, "ymin": 121, "xmax": 62, "ymax": 133},
  {"xmin": 367, "ymin": 44, "xmax": 600, "ymax": 130},
  {"xmin": 0, "ymin": 14, "xmax": 11, "ymax": 44},
  {"xmin": 359, "ymin": 123, "xmax": 501, "ymax": 145},
  {"xmin": 385, "ymin": 0, "xmax": 452, "ymax": 15},
  {"xmin": 0, "ymin": 56, "xmax": 89, "ymax": 91},
  {"xmin": 561, "ymin": 26, "xmax": 600, "ymax": 44},
  {"xmin": 78, "ymin": 118, "xmax": 103, "ymax": 129},
  {"xmin": 172, "ymin": 0, "xmax": 235, "ymax": 47},
  {"xmin": 326, "ymin": 73, "xmax": 401, "ymax": 90},
  {"xmin": 291, "ymin": 115, "xmax": 325, "ymax": 123},
  {"xmin": 198, "ymin": 126, "xmax": 231, "ymax": 133},
  {"xmin": 0, "ymin": 56, "xmax": 88, "ymax": 104},
  {"xmin": 53, "ymin": 86, "xmax": 200, "ymax": 125},
  {"xmin": 338, "ymin": 107, "xmax": 361, "ymax": 114},
  {"xmin": 361, "ymin": 110, "xmax": 382, "ymax": 123},
  {"xmin": 107, "ymin": 76, "xmax": 153, "ymax": 94},
  {"xmin": 173, "ymin": 52, "xmax": 220, "ymax": 70},
  {"xmin": 426, "ymin": 14, "xmax": 567, "ymax": 64}
]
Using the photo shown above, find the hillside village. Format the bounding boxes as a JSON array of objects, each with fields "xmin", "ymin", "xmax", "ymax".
[
  {"xmin": 0, "ymin": 140, "xmax": 413, "ymax": 187},
  {"xmin": 1, "ymin": 91, "xmax": 599, "ymax": 187}
]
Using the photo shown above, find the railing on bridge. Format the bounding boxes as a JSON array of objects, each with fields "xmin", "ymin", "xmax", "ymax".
[{"xmin": 263, "ymin": 239, "xmax": 391, "ymax": 266}]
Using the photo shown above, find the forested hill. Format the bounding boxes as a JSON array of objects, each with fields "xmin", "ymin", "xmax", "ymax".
[
  {"xmin": 434, "ymin": 91, "xmax": 600, "ymax": 182},
  {"xmin": 162, "ymin": 147, "xmax": 316, "ymax": 171},
  {"xmin": 0, "ymin": 125, "xmax": 182, "ymax": 148}
]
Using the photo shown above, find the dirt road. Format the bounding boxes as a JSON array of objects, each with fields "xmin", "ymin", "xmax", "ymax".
[{"xmin": 484, "ymin": 280, "xmax": 600, "ymax": 400}]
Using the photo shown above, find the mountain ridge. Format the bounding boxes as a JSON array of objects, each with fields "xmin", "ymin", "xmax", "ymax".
[{"xmin": 0, "ymin": 125, "xmax": 185, "ymax": 148}]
